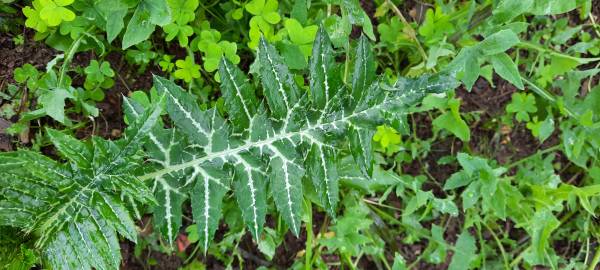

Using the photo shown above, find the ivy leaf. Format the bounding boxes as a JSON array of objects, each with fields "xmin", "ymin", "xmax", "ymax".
[
  {"xmin": 531, "ymin": 0, "xmax": 577, "ymax": 15},
  {"xmin": 39, "ymin": 88, "xmax": 74, "ymax": 125},
  {"xmin": 173, "ymin": 56, "xmax": 201, "ymax": 83},
  {"xmin": 324, "ymin": 15, "xmax": 351, "ymax": 48},
  {"xmin": 526, "ymin": 116, "xmax": 555, "ymax": 142},
  {"xmin": 448, "ymin": 231, "xmax": 477, "ymax": 270},
  {"xmin": 477, "ymin": 30, "xmax": 520, "ymax": 56},
  {"xmin": 490, "ymin": 52, "xmax": 524, "ymax": 89},
  {"xmin": 122, "ymin": 0, "xmax": 171, "ymax": 49},
  {"xmin": 432, "ymin": 97, "xmax": 470, "ymax": 141},
  {"xmin": 94, "ymin": 0, "xmax": 128, "ymax": 43},
  {"xmin": 506, "ymin": 92, "xmax": 537, "ymax": 122},
  {"xmin": 341, "ymin": 0, "xmax": 375, "ymax": 40},
  {"xmin": 523, "ymin": 210, "xmax": 560, "ymax": 266}
]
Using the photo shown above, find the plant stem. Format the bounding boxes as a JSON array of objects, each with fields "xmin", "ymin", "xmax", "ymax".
[
  {"xmin": 58, "ymin": 27, "xmax": 94, "ymax": 88},
  {"xmin": 385, "ymin": 0, "xmax": 429, "ymax": 65},
  {"xmin": 305, "ymin": 199, "xmax": 314, "ymax": 270},
  {"xmin": 518, "ymin": 41, "xmax": 600, "ymax": 64},
  {"xmin": 505, "ymin": 144, "xmax": 562, "ymax": 169},
  {"xmin": 344, "ymin": 39, "xmax": 350, "ymax": 83},
  {"xmin": 482, "ymin": 222, "xmax": 509, "ymax": 269},
  {"xmin": 588, "ymin": 242, "xmax": 600, "ymax": 270}
]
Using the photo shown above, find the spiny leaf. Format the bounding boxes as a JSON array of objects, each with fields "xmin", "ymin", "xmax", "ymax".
[
  {"xmin": 137, "ymin": 31, "xmax": 458, "ymax": 245},
  {"xmin": 0, "ymin": 95, "xmax": 164, "ymax": 270}
]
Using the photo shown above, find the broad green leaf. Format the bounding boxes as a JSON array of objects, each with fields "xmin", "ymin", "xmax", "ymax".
[
  {"xmin": 448, "ymin": 231, "xmax": 476, "ymax": 270},
  {"xmin": 477, "ymin": 29, "xmax": 520, "ymax": 56},
  {"xmin": 531, "ymin": 0, "xmax": 577, "ymax": 15},
  {"xmin": 94, "ymin": 0, "xmax": 128, "ymax": 43},
  {"xmin": 432, "ymin": 97, "xmax": 470, "ymax": 141},
  {"xmin": 39, "ymin": 88, "xmax": 74, "ymax": 125},
  {"xmin": 122, "ymin": 0, "xmax": 171, "ymax": 49},
  {"xmin": 5, "ymin": 29, "xmax": 459, "ymax": 262},
  {"xmin": 492, "ymin": 0, "xmax": 533, "ymax": 24},
  {"xmin": 490, "ymin": 52, "xmax": 524, "ymax": 89}
]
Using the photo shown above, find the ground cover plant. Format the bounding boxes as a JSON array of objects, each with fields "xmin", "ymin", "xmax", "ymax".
[{"xmin": 1, "ymin": 0, "xmax": 600, "ymax": 269}]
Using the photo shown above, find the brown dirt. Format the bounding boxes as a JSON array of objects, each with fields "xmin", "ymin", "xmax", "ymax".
[
  {"xmin": 0, "ymin": 31, "xmax": 56, "ymax": 86},
  {"xmin": 0, "ymin": 118, "xmax": 12, "ymax": 151}
]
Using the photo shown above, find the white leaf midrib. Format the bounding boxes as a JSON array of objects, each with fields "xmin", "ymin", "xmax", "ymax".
[{"xmin": 137, "ymin": 87, "xmax": 433, "ymax": 182}]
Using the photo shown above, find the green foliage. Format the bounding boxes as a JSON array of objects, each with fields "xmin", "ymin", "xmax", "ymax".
[
  {"xmin": 84, "ymin": 60, "xmax": 115, "ymax": 92},
  {"xmin": 0, "ymin": 99, "xmax": 163, "ymax": 269},
  {"xmin": 173, "ymin": 56, "xmax": 201, "ymax": 83},
  {"xmin": 121, "ymin": 0, "xmax": 171, "ymax": 49},
  {"xmin": 506, "ymin": 92, "xmax": 537, "ymax": 122},
  {"xmin": 245, "ymin": 0, "xmax": 282, "ymax": 48},
  {"xmin": 163, "ymin": 0, "xmax": 198, "ymax": 47},
  {"xmin": 23, "ymin": 0, "xmax": 75, "ymax": 32},
  {"xmin": 4, "ymin": 0, "xmax": 600, "ymax": 269},
  {"xmin": 197, "ymin": 29, "xmax": 240, "ymax": 73}
]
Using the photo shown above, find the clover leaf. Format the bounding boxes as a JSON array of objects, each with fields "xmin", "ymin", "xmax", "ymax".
[
  {"xmin": 284, "ymin": 18, "xmax": 318, "ymax": 59},
  {"xmin": 197, "ymin": 30, "xmax": 240, "ymax": 73},
  {"xmin": 506, "ymin": 92, "xmax": 537, "ymax": 122},
  {"xmin": 14, "ymin": 64, "xmax": 39, "ymax": 84},
  {"xmin": 174, "ymin": 56, "xmax": 201, "ymax": 83},
  {"xmin": 168, "ymin": 0, "xmax": 198, "ymax": 24},
  {"xmin": 159, "ymin": 55, "xmax": 175, "ymax": 72},
  {"xmin": 38, "ymin": 0, "xmax": 75, "ymax": 27},
  {"xmin": 126, "ymin": 41, "xmax": 158, "ymax": 72},
  {"xmin": 22, "ymin": 0, "xmax": 48, "ymax": 32},
  {"xmin": 164, "ymin": 0, "xmax": 199, "ymax": 47},
  {"xmin": 59, "ymin": 16, "xmax": 89, "ymax": 39},
  {"xmin": 245, "ymin": 0, "xmax": 282, "ymax": 48},
  {"xmin": 418, "ymin": 7, "xmax": 455, "ymax": 46},
  {"xmin": 245, "ymin": 0, "xmax": 280, "ymax": 23},
  {"xmin": 84, "ymin": 60, "xmax": 115, "ymax": 83},
  {"xmin": 164, "ymin": 23, "xmax": 194, "ymax": 47},
  {"xmin": 377, "ymin": 17, "xmax": 413, "ymax": 52},
  {"xmin": 373, "ymin": 126, "xmax": 402, "ymax": 149}
]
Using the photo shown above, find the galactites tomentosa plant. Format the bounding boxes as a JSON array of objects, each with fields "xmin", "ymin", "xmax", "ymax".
[{"xmin": 0, "ymin": 28, "xmax": 458, "ymax": 269}]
